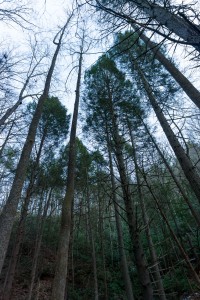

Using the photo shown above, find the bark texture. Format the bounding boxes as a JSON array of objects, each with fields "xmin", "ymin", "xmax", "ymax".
[
  {"xmin": 108, "ymin": 100, "xmax": 153, "ymax": 299},
  {"xmin": 142, "ymin": 121, "xmax": 200, "ymax": 226},
  {"xmin": 132, "ymin": 0, "xmax": 200, "ymax": 51},
  {"xmin": 107, "ymin": 136, "xmax": 135, "ymax": 300},
  {"xmin": 0, "ymin": 16, "xmax": 72, "ymax": 275},
  {"xmin": 96, "ymin": 0, "xmax": 200, "ymax": 52},
  {"xmin": 134, "ymin": 60, "xmax": 200, "ymax": 204},
  {"xmin": 87, "ymin": 196, "xmax": 99, "ymax": 300},
  {"xmin": 27, "ymin": 189, "xmax": 52, "ymax": 300},
  {"xmin": 51, "ymin": 45, "xmax": 83, "ymax": 300},
  {"xmin": 128, "ymin": 123, "xmax": 166, "ymax": 300},
  {"xmin": 136, "ymin": 29, "xmax": 200, "ymax": 109}
]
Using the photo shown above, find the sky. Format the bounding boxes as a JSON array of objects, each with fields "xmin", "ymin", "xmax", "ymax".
[
  {"xmin": 1, "ymin": 0, "xmax": 200, "ymax": 129},
  {"xmin": 0, "ymin": 0, "xmax": 103, "ymax": 116}
]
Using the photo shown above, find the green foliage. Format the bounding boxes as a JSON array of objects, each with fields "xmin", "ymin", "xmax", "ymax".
[
  {"xmin": 163, "ymin": 267, "xmax": 195, "ymax": 297},
  {"xmin": 3, "ymin": 24, "xmax": 200, "ymax": 299},
  {"xmin": 83, "ymin": 54, "xmax": 144, "ymax": 152},
  {"xmin": 112, "ymin": 31, "xmax": 180, "ymax": 107},
  {"xmin": 42, "ymin": 216, "xmax": 61, "ymax": 250},
  {"xmin": 0, "ymin": 146, "xmax": 18, "ymax": 172},
  {"xmin": 27, "ymin": 96, "xmax": 70, "ymax": 146}
]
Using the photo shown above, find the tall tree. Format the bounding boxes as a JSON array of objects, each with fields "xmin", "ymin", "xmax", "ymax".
[
  {"xmin": 112, "ymin": 31, "xmax": 200, "ymax": 205},
  {"xmin": 83, "ymin": 56, "xmax": 153, "ymax": 298},
  {"xmin": 2, "ymin": 96, "xmax": 70, "ymax": 300},
  {"xmin": 127, "ymin": 119, "xmax": 166, "ymax": 300},
  {"xmin": 107, "ymin": 135, "xmax": 135, "ymax": 300},
  {"xmin": 51, "ymin": 36, "xmax": 84, "ymax": 300},
  {"xmin": 134, "ymin": 60, "xmax": 200, "ymax": 204},
  {"xmin": 0, "ymin": 13, "xmax": 74, "ymax": 275},
  {"xmin": 92, "ymin": 0, "xmax": 200, "ymax": 52},
  {"xmin": 134, "ymin": 29, "xmax": 200, "ymax": 110}
]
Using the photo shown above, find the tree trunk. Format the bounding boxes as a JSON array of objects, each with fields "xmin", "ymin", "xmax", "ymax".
[
  {"xmin": 51, "ymin": 43, "xmax": 83, "ymax": 300},
  {"xmin": 65, "ymin": 196, "xmax": 75, "ymax": 300},
  {"xmin": 0, "ymin": 15, "xmax": 73, "ymax": 275},
  {"xmin": 96, "ymin": 0, "xmax": 200, "ymax": 52},
  {"xmin": 136, "ymin": 29, "xmax": 200, "ymax": 110},
  {"xmin": 2, "ymin": 126, "xmax": 48, "ymax": 300},
  {"xmin": 131, "ymin": 0, "xmax": 200, "ymax": 51},
  {"xmin": 142, "ymin": 121, "xmax": 200, "ymax": 226},
  {"xmin": 3, "ymin": 186, "xmax": 35, "ymax": 300},
  {"xmin": 128, "ymin": 121, "xmax": 166, "ymax": 300},
  {"xmin": 107, "ymin": 134, "xmax": 135, "ymax": 300},
  {"xmin": 27, "ymin": 189, "xmax": 52, "ymax": 300},
  {"xmin": 97, "ymin": 187, "xmax": 108, "ymax": 300},
  {"xmin": 108, "ymin": 102, "xmax": 153, "ymax": 299},
  {"xmin": 133, "ymin": 60, "xmax": 200, "ymax": 204},
  {"xmin": 87, "ymin": 195, "xmax": 99, "ymax": 300},
  {"xmin": 143, "ymin": 171, "xmax": 200, "ymax": 285}
]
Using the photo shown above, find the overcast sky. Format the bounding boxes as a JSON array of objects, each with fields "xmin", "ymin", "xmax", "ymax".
[
  {"xmin": 1, "ymin": 0, "xmax": 200, "ymax": 119},
  {"xmin": 0, "ymin": 1, "xmax": 101, "ymax": 118}
]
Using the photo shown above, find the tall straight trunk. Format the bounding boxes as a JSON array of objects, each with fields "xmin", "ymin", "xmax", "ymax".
[
  {"xmin": 131, "ymin": 0, "xmax": 200, "ymax": 51},
  {"xmin": 107, "ymin": 134, "xmax": 135, "ymax": 300},
  {"xmin": 3, "ymin": 126, "xmax": 48, "ymax": 300},
  {"xmin": 51, "ymin": 44, "xmax": 83, "ymax": 300},
  {"xmin": 3, "ymin": 186, "xmax": 35, "ymax": 300},
  {"xmin": 108, "ymin": 104, "xmax": 153, "ymax": 299},
  {"xmin": 142, "ymin": 171, "xmax": 200, "ymax": 285},
  {"xmin": 0, "ymin": 15, "xmax": 73, "ymax": 275},
  {"xmin": 108, "ymin": 209, "xmax": 114, "ymax": 268},
  {"xmin": 65, "ymin": 197, "xmax": 75, "ymax": 300},
  {"xmin": 66, "ymin": 216, "xmax": 75, "ymax": 296},
  {"xmin": 128, "ymin": 121, "xmax": 166, "ymax": 300},
  {"xmin": 133, "ymin": 60, "xmax": 200, "ymax": 204},
  {"xmin": 87, "ymin": 195, "xmax": 99, "ymax": 300},
  {"xmin": 142, "ymin": 121, "xmax": 200, "ymax": 226},
  {"xmin": 135, "ymin": 29, "xmax": 200, "ymax": 110},
  {"xmin": 97, "ymin": 190, "xmax": 108, "ymax": 300},
  {"xmin": 97, "ymin": 1, "xmax": 200, "ymax": 52},
  {"xmin": 27, "ymin": 189, "xmax": 52, "ymax": 300}
]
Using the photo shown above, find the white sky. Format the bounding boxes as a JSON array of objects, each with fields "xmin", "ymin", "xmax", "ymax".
[
  {"xmin": 0, "ymin": 0, "xmax": 103, "ymax": 117},
  {"xmin": 1, "ymin": 0, "xmax": 200, "ymax": 125}
]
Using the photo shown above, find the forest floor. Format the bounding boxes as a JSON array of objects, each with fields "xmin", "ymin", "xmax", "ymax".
[
  {"xmin": 0, "ymin": 246, "xmax": 200, "ymax": 299},
  {"xmin": 1, "ymin": 282, "xmax": 200, "ymax": 299}
]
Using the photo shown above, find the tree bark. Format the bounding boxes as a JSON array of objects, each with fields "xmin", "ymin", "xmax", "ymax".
[
  {"xmin": 51, "ymin": 42, "xmax": 83, "ymax": 300},
  {"xmin": 108, "ymin": 101, "xmax": 153, "ymax": 299},
  {"xmin": 142, "ymin": 121, "xmax": 200, "ymax": 226},
  {"xmin": 3, "ymin": 127, "xmax": 48, "ymax": 300},
  {"xmin": 27, "ymin": 189, "xmax": 52, "ymax": 300},
  {"xmin": 143, "ymin": 172, "xmax": 200, "ymax": 285},
  {"xmin": 0, "ymin": 15, "xmax": 73, "ymax": 275},
  {"xmin": 135, "ymin": 29, "xmax": 200, "ymax": 110},
  {"xmin": 3, "ymin": 185, "xmax": 35, "ymax": 300},
  {"xmin": 132, "ymin": 0, "xmax": 200, "ymax": 51},
  {"xmin": 96, "ymin": 0, "xmax": 200, "ymax": 52},
  {"xmin": 107, "ymin": 134, "xmax": 135, "ymax": 300},
  {"xmin": 97, "ymin": 190, "xmax": 108, "ymax": 300},
  {"xmin": 87, "ymin": 194, "xmax": 99, "ymax": 300},
  {"xmin": 133, "ymin": 59, "xmax": 200, "ymax": 204},
  {"xmin": 128, "ymin": 122, "xmax": 166, "ymax": 300}
]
